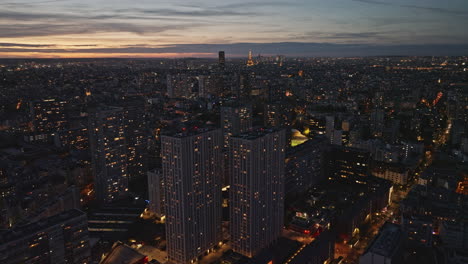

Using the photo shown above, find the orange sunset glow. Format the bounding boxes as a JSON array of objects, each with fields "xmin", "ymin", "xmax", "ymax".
[{"xmin": 1, "ymin": 0, "xmax": 467, "ymax": 58}]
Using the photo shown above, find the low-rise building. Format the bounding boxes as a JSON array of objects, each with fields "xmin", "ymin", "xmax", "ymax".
[
  {"xmin": 360, "ymin": 222, "xmax": 404, "ymax": 264},
  {"xmin": 0, "ymin": 209, "xmax": 90, "ymax": 264},
  {"xmin": 439, "ymin": 221, "xmax": 468, "ymax": 249},
  {"xmin": 100, "ymin": 241, "xmax": 148, "ymax": 264},
  {"xmin": 371, "ymin": 162, "xmax": 409, "ymax": 185}
]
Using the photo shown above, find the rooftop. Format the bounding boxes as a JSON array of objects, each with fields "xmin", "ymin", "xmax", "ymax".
[
  {"xmin": 100, "ymin": 241, "xmax": 147, "ymax": 264},
  {"xmin": 0, "ymin": 209, "xmax": 85, "ymax": 244},
  {"xmin": 232, "ymin": 127, "xmax": 284, "ymax": 140},
  {"xmin": 161, "ymin": 126, "xmax": 219, "ymax": 138},
  {"xmin": 365, "ymin": 222, "xmax": 403, "ymax": 257}
]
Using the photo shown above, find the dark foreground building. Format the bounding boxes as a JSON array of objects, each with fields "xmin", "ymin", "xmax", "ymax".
[{"xmin": 0, "ymin": 209, "xmax": 91, "ymax": 264}]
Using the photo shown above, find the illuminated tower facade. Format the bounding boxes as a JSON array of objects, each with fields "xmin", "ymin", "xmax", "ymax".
[
  {"xmin": 121, "ymin": 96, "xmax": 148, "ymax": 183},
  {"xmin": 167, "ymin": 73, "xmax": 197, "ymax": 99},
  {"xmin": 147, "ymin": 169, "xmax": 164, "ymax": 219},
  {"xmin": 88, "ymin": 107, "xmax": 128, "ymax": 204},
  {"xmin": 162, "ymin": 128, "xmax": 222, "ymax": 264},
  {"xmin": 220, "ymin": 104, "xmax": 253, "ymax": 148},
  {"xmin": 30, "ymin": 99, "xmax": 68, "ymax": 134},
  {"xmin": 246, "ymin": 50, "xmax": 254, "ymax": 66},
  {"xmin": 221, "ymin": 104, "xmax": 253, "ymax": 186},
  {"xmin": 229, "ymin": 128, "xmax": 285, "ymax": 258}
]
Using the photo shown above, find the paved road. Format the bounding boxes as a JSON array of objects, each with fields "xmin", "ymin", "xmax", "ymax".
[{"xmin": 337, "ymin": 119, "xmax": 451, "ymax": 264}]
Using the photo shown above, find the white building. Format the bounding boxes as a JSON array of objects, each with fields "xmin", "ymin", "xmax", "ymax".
[{"xmin": 372, "ymin": 166, "xmax": 409, "ymax": 185}]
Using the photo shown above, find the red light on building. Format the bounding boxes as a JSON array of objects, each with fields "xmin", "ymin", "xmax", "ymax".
[
  {"xmin": 138, "ymin": 256, "xmax": 149, "ymax": 264},
  {"xmin": 312, "ymin": 228, "xmax": 322, "ymax": 238},
  {"xmin": 303, "ymin": 230, "xmax": 310, "ymax": 234}
]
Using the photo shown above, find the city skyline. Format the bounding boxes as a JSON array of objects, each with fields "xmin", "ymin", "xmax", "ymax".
[
  {"xmin": 1, "ymin": 0, "xmax": 468, "ymax": 58},
  {"xmin": 0, "ymin": 54, "xmax": 466, "ymax": 263},
  {"xmin": 0, "ymin": 1, "xmax": 467, "ymax": 263}
]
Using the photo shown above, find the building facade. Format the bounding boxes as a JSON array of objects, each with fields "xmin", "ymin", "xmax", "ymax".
[
  {"xmin": 359, "ymin": 222, "xmax": 404, "ymax": 264},
  {"xmin": 230, "ymin": 129, "xmax": 286, "ymax": 258},
  {"xmin": 162, "ymin": 128, "xmax": 223, "ymax": 264},
  {"xmin": 30, "ymin": 98, "xmax": 69, "ymax": 134},
  {"xmin": 285, "ymin": 138, "xmax": 326, "ymax": 195},
  {"xmin": 0, "ymin": 209, "xmax": 90, "ymax": 264},
  {"xmin": 88, "ymin": 107, "xmax": 128, "ymax": 204},
  {"xmin": 220, "ymin": 104, "xmax": 253, "ymax": 148},
  {"xmin": 147, "ymin": 169, "xmax": 165, "ymax": 219},
  {"xmin": 324, "ymin": 146, "xmax": 370, "ymax": 179}
]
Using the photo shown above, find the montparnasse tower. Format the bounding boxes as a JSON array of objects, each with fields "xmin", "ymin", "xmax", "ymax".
[{"xmin": 246, "ymin": 50, "xmax": 254, "ymax": 66}]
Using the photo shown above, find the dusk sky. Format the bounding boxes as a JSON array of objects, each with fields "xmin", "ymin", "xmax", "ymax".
[{"xmin": 1, "ymin": 0, "xmax": 468, "ymax": 58}]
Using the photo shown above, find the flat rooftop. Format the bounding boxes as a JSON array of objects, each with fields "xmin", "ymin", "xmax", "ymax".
[
  {"xmin": 162, "ymin": 126, "xmax": 219, "ymax": 138},
  {"xmin": 366, "ymin": 222, "xmax": 403, "ymax": 257},
  {"xmin": 232, "ymin": 128, "xmax": 284, "ymax": 140},
  {"xmin": 0, "ymin": 209, "xmax": 85, "ymax": 244}
]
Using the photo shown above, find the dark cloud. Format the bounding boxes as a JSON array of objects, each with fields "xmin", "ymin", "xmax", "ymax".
[
  {"xmin": 4, "ymin": 0, "xmax": 64, "ymax": 4},
  {"xmin": 0, "ymin": 10, "xmax": 221, "ymax": 23},
  {"xmin": 0, "ymin": 10, "xmax": 71, "ymax": 20},
  {"xmin": 0, "ymin": 43, "xmax": 97, "ymax": 47},
  {"xmin": 306, "ymin": 31, "xmax": 388, "ymax": 39},
  {"xmin": 0, "ymin": 8, "xmax": 248, "ymax": 21},
  {"xmin": 0, "ymin": 22, "xmax": 200, "ymax": 37},
  {"xmin": 216, "ymin": 1, "xmax": 291, "ymax": 9},
  {"xmin": 399, "ymin": 4, "xmax": 468, "ymax": 15},
  {"xmin": 2, "ymin": 0, "xmax": 66, "ymax": 8},
  {"xmin": 366, "ymin": 16, "xmax": 435, "ymax": 27},
  {"xmin": 132, "ymin": 8, "xmax": 258, "ymax": 17},
  {"xmin": 286, "ymin": 31, "xmax": 398, "ymax": 42},
  {"xmin": 327, "ymin": 32, "xmax": 384, "ymax": 39},
  {"xmin": 0, "ymin": 43, "xmax": 53, "ymax": 47},
  {"xmin": 1, "ymin": 42, "xmax": 467, "ymax": 56},
  {"xmin": 352, "ymin": 0, "xmax": 389, "ymax": 5},
  {"xmin": 0, "ymin": 6, "xmax": 253, "ymax": 38},
  {"xmin": 176, "ymin": 1, "xmax": 290, "ymax": 12},
  {"xmin": 352, "ymin": 0, "xmax": 468, "ymax": 15}
]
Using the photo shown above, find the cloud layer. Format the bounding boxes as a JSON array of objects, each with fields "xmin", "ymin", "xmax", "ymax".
[
  {"xmin": 0, "ymin": 0, "xmax": 467, "ymax": 57},
  {"xmin": 1, "ymin": 42, "xmax": 467, "ymax": 57}
]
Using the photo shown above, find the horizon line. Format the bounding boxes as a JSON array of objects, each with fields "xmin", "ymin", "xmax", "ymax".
[{"xmin": 0, "ymin": 55, "xmax": 466, "ymax": 60}]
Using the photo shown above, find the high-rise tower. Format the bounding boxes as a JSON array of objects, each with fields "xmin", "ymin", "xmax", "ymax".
[
  {"xmin": 220, "ymin": 104, "xmax": 253, "ymax": 149},
  {"xmin": 162, "ymin": 128, "xmax": 223, "ymax": 264},
  {"xmin": 147, "ymin": 169, "xmax": 164, "ymax": 219},
  {"xmin": 220, "ymin": 104, "xmax": 253, "ymax": 186},
  {"xmin": 246, "ymin": 50, "xmax": 254, "ymax": 66},
  {"xmin": 120, "ymin": 96, "xmax": 148, "ymax": 184},
  {"xmin": 229, "ymin": 128, "xmax": 285, "ymax": 258},
  {"xmin": 219, "ymin": 51, "xmax": 225, "ymax": 69},
  {"xmin": 88, "ymin": 106, "xmax": 128, "ymax": 204}
]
